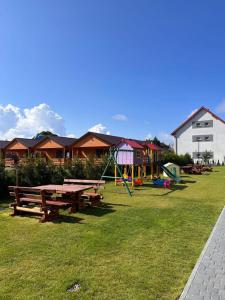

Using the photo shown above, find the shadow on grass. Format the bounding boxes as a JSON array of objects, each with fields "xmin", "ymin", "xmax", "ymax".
[
  {"xmin": 9, "ymin": 212, "xmax": 84, "ymax": 224},
  {"xmin": 53, "ymin": 215, "xmax": 84, "ymax": 224},
  {"xmin": 181, "ymin": 180, "xmax": 197, "ymax": 184},
  {"xmin": 0, "ymin": 196, "xmax": 11, "ymax": 209},
  {"xmin": 103, "ymin": 202, "xmax": 130, "ymax": 207},
  {"xmin": 80, "ymin": 203, "xmax": 116, "ymax": 217},
  {"xmin": 149, "ymin": 184, "xmax": 189, "ymax": 196}
]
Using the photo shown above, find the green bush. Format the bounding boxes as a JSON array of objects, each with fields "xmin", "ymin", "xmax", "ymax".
[
  {"xmin": 0, "ymin": 160, "xmax": 7, "ymax": 196},
  {"xmin": 161, "ymin": 151, "xmax": 193, "ymax": 166},
  {"xmin": 0, "ymin": 154, "xmax": 115, "ymax": 198},
  {"xmin": 64, "ymin": 159, "xmax": 85, "ymax": 179}
]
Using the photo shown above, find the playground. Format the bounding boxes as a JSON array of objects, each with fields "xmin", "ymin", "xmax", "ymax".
[
  {"xmin": 0, "ymin": 167, "xmax": 224, "ymax": 300},
  {"xmin": 101, "ymin": 142, "xmax": 181, "ymax": 196}
]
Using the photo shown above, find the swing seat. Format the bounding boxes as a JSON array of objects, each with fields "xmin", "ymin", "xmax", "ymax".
[{"xmin": 134, "ymin": 178, "xmax": 143, "ymax": 186}]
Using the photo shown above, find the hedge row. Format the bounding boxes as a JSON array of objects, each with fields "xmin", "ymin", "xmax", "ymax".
[{"xmin": 0, "ymin": 156, "xmax": 114, "ymax": 197}]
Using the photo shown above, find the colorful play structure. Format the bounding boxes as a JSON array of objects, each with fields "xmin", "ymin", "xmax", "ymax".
[
  {"xmin": 100, "ymin": 139, "xmax": 174, "ymax": 196},
  {"xmin": 100, "ymin": 138, "xmax": 182, "ymax": 196},
  {"xmin": 114, "ymin": 139, "xmax": 165, "ymax": 186}
]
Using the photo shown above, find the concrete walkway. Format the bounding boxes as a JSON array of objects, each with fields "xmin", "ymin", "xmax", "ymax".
[{"xmin": 180, "ymin": 206, "xmax": 225, "ymax": 300}]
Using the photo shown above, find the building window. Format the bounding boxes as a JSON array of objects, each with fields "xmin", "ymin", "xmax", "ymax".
[
  {"xmin": 96, "ymin": 149, "xmax": 105, "ymax": 158},
  {"xmin": 193, "ymin": 151, "xmax": 214, "ymax": 159},
  {"xmin": 136, "ymin": 150, "xmax": 141, "ymax": 158},
  {"xmin": 56, "ymin": 150, "xmax": 64, "ymax": 158},
  {"xmin": 192, "ymin": 135, "xmax": 213, "ymax": 142},
  {"xmin": 192, "ymin": 120, "xmax": 213, "ymax": 128}
]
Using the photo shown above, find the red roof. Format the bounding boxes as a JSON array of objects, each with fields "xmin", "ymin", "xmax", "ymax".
[
  {"xmin": 120, "ymin": 139, "xmax": 144, "ymax": 149},
  {"xmin": 171, "ymin": 106, "xmax": 225, "ymax": 136},
  {"xmin": 146, "ymin": 143, "xmax": 161, "ymax": 151}
]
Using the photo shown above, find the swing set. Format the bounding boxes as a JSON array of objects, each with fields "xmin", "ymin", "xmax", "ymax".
[
  {"xmin": 100, "ymin": 146, "xmax": 144, "ymax": 197},
  {"xmin": 100, "ymin": 147, "xmax": 133, "ymax": 197}
]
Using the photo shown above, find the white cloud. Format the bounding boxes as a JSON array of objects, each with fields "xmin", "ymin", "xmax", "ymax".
[
  {"xmin": 187, "ymin": 108, "xmax": 198, "ymax": 118},
  {"xmin": 0, "ymin": 103, "xmax": 66, "ymax": 140},
  {"xmin": 146, "ymin": 133, "xmax": 153, "ymax": 140},
  {"xmin": 216, "ymin": 98, "xmax": 225, "ymax": 113},
  {"xmin": 112, "ymin": 114, "xmax": 128, "ymax": 121},
  {"xmin": 88, "ymin": 123, "xmax": 110, "ymax": 135},
  {"xmin": 67, "ymin": 133, "xmax": 76, "ymax": 138},
  {"xmin": 157, "ymin": 131, "xmax": 173, "ymax": 145}
]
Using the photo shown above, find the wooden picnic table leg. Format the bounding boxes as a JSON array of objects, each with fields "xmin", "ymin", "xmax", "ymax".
[
  {"xmin": 69, "ymin": 192, "xmax": 78, "ymax": 213},
  {"xmin": 69, "ymin": 191, "xmax": 84, "ymax": 213}
]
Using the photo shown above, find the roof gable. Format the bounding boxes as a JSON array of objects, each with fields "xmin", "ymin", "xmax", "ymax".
[
  {"xmin": 73, "ymin": 132, "xmax": 123, "ymax": 148},
  {"xmin": 171, "ymin": 106, "xmax": 225, "ymax": 136},
  {"xmin": 119, "ymin": 139, "xmax": 144, "ymax": 149},
  {"xmin": 5, "ymin": 138, "xmax": 39, "ymax": 150},
  {"xmin": 34, "ymin": 135, "xmax": 77, "ymax": 149},
  {"xmin": 73, "ymin": 133, "xmax": 111, "ymax": 148},
  {"xmin": 34, "ymin": 138, "xmax": 64, "ymax": 149}
]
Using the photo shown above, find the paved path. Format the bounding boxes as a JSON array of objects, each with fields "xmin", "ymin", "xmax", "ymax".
[{"xmin": 180, "ymin": 206, "xmax": 225, "ymax": 300}]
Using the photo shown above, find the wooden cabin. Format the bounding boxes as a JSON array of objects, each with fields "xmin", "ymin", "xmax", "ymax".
[
  {"xmin": 72, "ymin": 132, "xmax": 122, "ymax": 161},
  {"xmin": 4, "ymin": 138, "xmax": 37, "ymax": 167},
  {"xmin": 0, "ymin": 141, "xmax": 10, "ymax": 161},
  {"xmin": 33, "ymin": 136, "xmax": 77, "ymax": 165}
]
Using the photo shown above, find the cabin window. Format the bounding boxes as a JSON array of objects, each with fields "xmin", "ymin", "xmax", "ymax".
[
  {"xmin": 136, "ymin": 150, "xmax": 141, "ymax": 158},
  {"xmin": 96, "ymin": 149, "xmax": 104, "ymax": 158},
  {"xmin": 56, "ymin": 150, "xmax": 64, "ymax": 158}
]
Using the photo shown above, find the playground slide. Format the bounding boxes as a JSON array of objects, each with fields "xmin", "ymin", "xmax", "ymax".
[{"xmin": 161, "ymin": 165, "xmax": 181, "ymax": 183}]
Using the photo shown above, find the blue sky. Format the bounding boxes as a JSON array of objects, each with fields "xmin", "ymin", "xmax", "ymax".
[{"xmin": 1, "ymin": 0, "xmax": 225, "ymax": 143}]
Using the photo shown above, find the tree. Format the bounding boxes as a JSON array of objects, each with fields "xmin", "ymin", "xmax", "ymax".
[
  {"xmin": 33, "ymin": 131, "xmax": 57, "ymax": 140},
  {"xmin": 201, "ymin": 150, "xmax": 213, "ymax": 165},
  {"xmin": 152, "ymin": 136, "xmax": 161, "ymax": 146}
]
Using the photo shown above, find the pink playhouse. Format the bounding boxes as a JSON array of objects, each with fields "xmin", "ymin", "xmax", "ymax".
[{"xmin": 115, "ymin": 139, "xmax": 144, "ymax": 187}]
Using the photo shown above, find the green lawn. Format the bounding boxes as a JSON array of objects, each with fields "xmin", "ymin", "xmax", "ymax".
[{"xmin": 1, "ymin": 168, "xmax": 225, "ymax": 300}]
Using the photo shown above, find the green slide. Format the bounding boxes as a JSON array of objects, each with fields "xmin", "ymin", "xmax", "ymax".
[{"xmin": 161, "ymin": 165, "xmax": 181, "ymax": 183}]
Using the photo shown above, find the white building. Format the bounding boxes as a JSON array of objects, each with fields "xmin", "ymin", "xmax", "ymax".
[{"xmin": 171, "ymin": 106, "xmax": 225, "ymax": 164}]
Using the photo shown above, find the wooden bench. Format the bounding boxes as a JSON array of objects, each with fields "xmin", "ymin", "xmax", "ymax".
[
  {"xmin": 8, "ymin": 186, "xmax": 69, "ymax": 222},
  {"xmin": 63, "ymin": 179, "xmax": 105, "ymax": 207}
]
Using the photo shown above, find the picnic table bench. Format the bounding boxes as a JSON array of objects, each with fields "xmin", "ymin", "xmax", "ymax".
[
  {"xmin": 8, "ymin": 186, "xmax": 69, "ymax": 222},
  {"xmin": 9, "ymin": 184, "xmax": 94, "ymax": 222},
  {"xmin": 63, "ymin": 179, "xmax": 105, "ymax": 206}
]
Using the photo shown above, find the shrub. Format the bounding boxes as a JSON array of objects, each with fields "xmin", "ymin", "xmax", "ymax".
[
  {"xmin": 68, "ymin": 159, "xmax": 85, "ymax": 179},
  {"xmin": 161, "ymin": 151, "xmax": 193, "ymax": 166}
]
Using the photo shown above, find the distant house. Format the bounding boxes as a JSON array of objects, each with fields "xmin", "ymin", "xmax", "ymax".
[
  {"xmin": 4, "ymin": 138, "xmax": 38, "ymax": 166},
  {"xmin": 171, "ymin": 106, "xmax": 225, "ymax": 163},
  {"xmin": 33, "ymin": 135, "xmax": 77, "ymax": 164},
  {"xmin": 72, "ymin": 132, "xmax": 123, "ymax": 159}
]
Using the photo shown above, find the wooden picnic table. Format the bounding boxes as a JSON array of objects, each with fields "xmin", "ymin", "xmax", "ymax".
[
  {"xmin": 64, "ymin": 179, "xmax": 105, "ymax": 192},
  {"xmin": 64, "ymin": 179, "xmax": 105, "ymax": 184},
  {"xmin": 32, "ymin": 184, "xmax": 93, "ymax": 213}
]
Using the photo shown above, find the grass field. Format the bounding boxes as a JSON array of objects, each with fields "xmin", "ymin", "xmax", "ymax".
[{"xmin": 0, "ymin": 167, "xmax": 225, "ymax": 300}]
